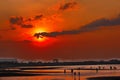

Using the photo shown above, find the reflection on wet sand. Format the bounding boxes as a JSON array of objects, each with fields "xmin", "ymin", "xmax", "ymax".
[
  {"xmin": 87, "ymin": 76, "xmax": 120, "ymax": 80},
  {"xmin": 0, "ymin": 65, "xmax": 120, "ymax": 80}
]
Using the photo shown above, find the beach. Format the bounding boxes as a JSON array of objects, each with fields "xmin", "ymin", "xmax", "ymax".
[{"xmin": 0, "ymin": 65, "xmax": 120, "ymax": 80}]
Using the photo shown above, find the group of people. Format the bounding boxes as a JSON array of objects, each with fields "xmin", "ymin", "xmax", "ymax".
[{"xmin": 95, "ymin": 66, "xmax": 118, "ymax": 73}]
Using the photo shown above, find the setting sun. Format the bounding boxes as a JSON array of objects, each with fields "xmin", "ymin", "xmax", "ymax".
[
  {"xmin": 33, "ymin": 28, "xmax": 46, "ymax": 42},
  {"xmin": 28, "ymin": 27, "xmax": 48, "ymax": 42}
]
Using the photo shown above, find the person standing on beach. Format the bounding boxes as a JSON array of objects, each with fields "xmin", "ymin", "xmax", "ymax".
[
  {"xmin": 78, "ymin": 72, "xmax": 81, "ymax": 80},
  {"xmin": 96, "ymin": 68, "xmax": 98, "ymax": 73}
]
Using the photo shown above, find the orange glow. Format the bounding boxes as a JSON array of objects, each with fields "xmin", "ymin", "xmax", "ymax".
[
  {"xmin": 25, "ymin": 14, "xmax": 60, "ymax": 46},
  {"xmin": 33, "ymin": 28, "xmax": 46, "ymax": 33},
  {"xmin": 26, "ymin": 26, "xmax": 56, "ymax": 47},
  {"xmin": 31, "ymin": 28, "xmax": 48, "ymax": 42}
]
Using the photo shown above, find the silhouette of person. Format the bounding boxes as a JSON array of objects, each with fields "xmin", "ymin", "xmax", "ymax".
[
  {"xmin": 113, "ymin": 66, "xmax": 117, "ymax": 70},
  {"xmin": 64, "ymin": 69, "xmax": 66, "ymax": 73},
  {"xmin": 110, "ymin": 66, "xmax": 113, "ymax": 70},
  {"xmin": 98, "ymin": 66, "xmax": 101, "ymax": 70},
  {"xmin": 73, "ymin": 72, "xmax": 76, "ymax": 80},
  {"xmin": 71, "ymin": 69, "xmax": 74, "ymax": 73},
  {"xmin": 78, "ymin": 72, "xmax": 81, "ymax": 80},
  {"xmin": 96, "ymin": 68, "xmax": 98, "ymax": 73},
  {"xmin": 103, "ymin": 66, "xmax": 105, "ymax": 70}
]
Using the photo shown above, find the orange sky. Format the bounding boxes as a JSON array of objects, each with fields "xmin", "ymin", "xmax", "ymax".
[{"xmin": 0, "ymin": 0, "xmax": 120, "ymax": 60}]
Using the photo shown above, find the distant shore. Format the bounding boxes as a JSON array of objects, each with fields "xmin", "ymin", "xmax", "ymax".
[{"xmin": 0, "ymin": 59, "xmax": 120, "ymax": 68}]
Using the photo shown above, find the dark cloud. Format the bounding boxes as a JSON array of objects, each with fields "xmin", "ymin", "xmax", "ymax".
[
  {"xmin": 34, "ymin": 15, "xmax": 120, "ymax": 38},
  {"xmin": 26, "ymin": 18, "xmax": 32, "ymax": 22},
  {"xmin": 9, "ymin": 16, "xmax": 32, "ymax": 29},
  {"xmin": 34, "ymin": 15, "xmax": 43, "ymax": 20},
  {"xmin": 81, "ymin": 15, "xmax": 120, "ymax": 32},
  {"xmin": 9, "ymin": 14, "xmax": 43, "ymax": 29},
  {"xmin": 59, "ymin": 1, "xmax": 78, "ymax": 11},
  {"xmin": 10, "ymin": 16, "xmax": 23, "ymax": 25},
  {"xmin": 34, "ymin": 30, "xmax": 80, "ymax": 38}
]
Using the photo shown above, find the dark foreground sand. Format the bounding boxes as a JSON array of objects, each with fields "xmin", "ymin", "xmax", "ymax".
[
  {"xmin": 0, "ymin": 72, "xmax": 45, "ymax": 77},
  {"xmin": 87, "ymin": 76, "xmax": 120, "ymax": 80}
]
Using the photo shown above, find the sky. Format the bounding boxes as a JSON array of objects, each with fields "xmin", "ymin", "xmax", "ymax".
[{"xmin": 0, "ymin": 0, "xmax": 120, "ymax": 60}]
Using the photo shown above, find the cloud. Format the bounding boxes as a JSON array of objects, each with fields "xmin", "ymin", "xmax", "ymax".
[
  {"xmin": 34, "ymin": 30, "xmax": 80, "ymax": 38},
  {"xmin": 9, "ymin": 1, "xmax": 79, "ymax": 30},
  {"xmin": 80, "ymin": 15, "xmax": 120, "ymax": 32},
  {"xmin": 52, "ymin": 1, "xmax": 79, "ymax": 12},
  {"xmin": 59, "ymin": 1, "xmax": 78, "ymax": 11},
  {"xmin": 10, "ymin": 16, "xmax": 23, "ymax": 25},
  {"xmin": 34, "ymin": 15, "xmax": 120, "ymax": 38},
  {"xmin": 34, "ymin": 15, "xmax": 43, "ymax": 20},
  {"xmin": 9, "ymin": 14, "xmax": 43, "ymax": 29}
]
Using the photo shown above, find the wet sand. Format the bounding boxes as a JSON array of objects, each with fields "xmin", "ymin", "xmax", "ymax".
[
  {"xmin": 0, "ymin": 72, "xmax": 46, "ymax": 77},
  {"xmin": 87, "ymin": 76, "xmax": 120, "ymax": 80}
]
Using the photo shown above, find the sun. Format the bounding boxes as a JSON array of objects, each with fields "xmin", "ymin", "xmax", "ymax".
[
  {"xmin": 31, "ymin": 28, "xmax": 48, "ymax": 42},
  {"xmin": 25, "ymin": 26, "xmax": 56, "ymax": 46},
  {"xmin": 30, "ymin": 27, "xmax": 55, "ymax": 47}
]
